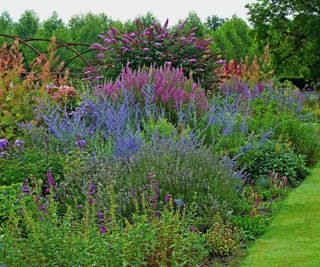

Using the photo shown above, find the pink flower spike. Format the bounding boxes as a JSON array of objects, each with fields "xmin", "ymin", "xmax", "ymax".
[
  {"xmin": 110, "ymin": 27, "xmax": 119, "ymax": 35},
  {"xmin": 178, "ymin": 20, "xmax": 187, "ymax": 30},
  {"xmin": 163, "ymin": 18, "xmax": 169, "ymax": 29},
  {"xmin": 90, "ymin": 43, "xmax": 107, "ymax": 51}
]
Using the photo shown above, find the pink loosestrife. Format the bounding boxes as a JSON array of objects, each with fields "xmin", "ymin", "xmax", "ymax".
[{"xmin": 94, "ymin": 63, "xmax": 207, "ymax": 111}]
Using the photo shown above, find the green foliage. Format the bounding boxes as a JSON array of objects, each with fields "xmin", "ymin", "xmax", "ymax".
[
  {"xmin": 246, "ymin": 0, "xmax": 320, "ymax": 80},
  {"xmin": 212, "ymin": 16, "xmax": 258, "ymax": 61},
  {"xmin": 14, "ymin": 10, "xmax": 40, "ymax": 38},
  {"xmin": 0, "ymin": 11, "xmax": 14, "ymax": 36},
  {"xmin": 249, "ymin": 98, "xmax": 320, "ymax": 166},
  {"xmin": 204, "ymin": 213, "xmax": 241, "ymax": 256},
  {"xmin": 61, "ymin": 145, "xmax": 244, "ymax": 227},
  {"xmin": 0, "ymin": 183, "xmax": 210, "ymax": 266},
  {"xmin": 0, "ymin": 183, "xmax": 19, "ymax": 225},
  {"xmin": 0, "ymin": 148, "xmax": 65, "ymax": 186},
  {"xmin": 141, "ymin": 117, "xmax": 177, "ymax": 140},
  {"xmin": 205, "ymin": 14, "xmax": 225, "ymax": 31},
  {"xmin": 232, "ymin": 214, "xmax": 271, "ymax": 241},
  {"xmin": 241, "ymin": 140, "xmax": 309, "ymax": 186}
]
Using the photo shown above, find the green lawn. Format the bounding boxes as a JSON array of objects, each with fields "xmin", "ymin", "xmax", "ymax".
[{"xmin": 241, "ymin": 162, "xmax": 320, "ymax": 267}]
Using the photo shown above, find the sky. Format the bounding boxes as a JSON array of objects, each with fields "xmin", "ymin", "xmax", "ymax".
[{"xmin": 0, "ymin": 0, "xmax": 256, "ymax": 24}]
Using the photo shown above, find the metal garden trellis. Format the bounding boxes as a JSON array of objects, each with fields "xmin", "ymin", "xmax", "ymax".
[{"xmin": 0, "ymin": 33, "xmax": 96, "ymax": 76}]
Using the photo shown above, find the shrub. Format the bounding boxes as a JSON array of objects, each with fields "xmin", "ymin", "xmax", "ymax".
[
  {"xmin": 89, "ymin": 19, "xmax": 219, "ymax": 90},
  {"xmin": 0, "ymin": 178, "xmax": 210, "ymax": 266},
  {"xmin": 60, "ymin": 142, "xmax": 244, "ymax": 228},
  {"xmin": 204, "ymin": 213, "xmax": 241, "ymax": 257},
  {"xmin": 240, "ymin": 140, "xmax": 309, "ymax": 186},
  {"xmin": 249, "ymin": 101, "xmax": 319, "ymax": 166},
  {"xmin": 0, "ymin": 145, "xmax": 65, "ymax": 186},
  {"xmin": 232, "ymin": 214, "xmax": 271, "ymax": 241},
  {"xmin": 0, "ymin": 183, "xmax": 20, "ymax": 225},
  {"xmin": 0, "ymin": 41, "xmax": 71, "ymax": 140}
]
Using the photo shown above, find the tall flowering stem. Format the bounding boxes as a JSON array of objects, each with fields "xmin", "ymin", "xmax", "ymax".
[{"xmin": 94, "ymin": 64, "xmax": 207, "ymax": 112}]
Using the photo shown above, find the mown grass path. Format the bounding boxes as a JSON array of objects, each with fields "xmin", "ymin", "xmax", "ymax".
[{"xmin": 241, "ymin": 162, "xmax": 320, "ymax": 267}]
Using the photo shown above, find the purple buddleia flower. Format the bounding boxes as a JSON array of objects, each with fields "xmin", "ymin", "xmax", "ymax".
[
  {"xmin": 178, "ymin": 20, "xmax": 187, "ymax": 30},
  {"xmin": 90, "ymin": 43, "xmax": 108, "ymax": 51},
  {"xmin": 110, "ymin": 27, "xmax": 119, "ymax": 35},
  {"xmin": 97, "ymin": 210, "xmax": 104, "ymax": 219}
]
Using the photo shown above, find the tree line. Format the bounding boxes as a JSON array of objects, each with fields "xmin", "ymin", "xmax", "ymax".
[{"xmin": 0, "ymin": 0, "xmax": 319, "ymax": 82}]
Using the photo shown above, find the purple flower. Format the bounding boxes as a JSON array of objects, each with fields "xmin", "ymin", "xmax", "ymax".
[
  {"xmin": 77, "ymin": 205, "xmax": 83, "ymax": 209},
  {"xmin": 164, "ymin": 194, "xmax": 172, "ymax": 202},
  {"xmin": 163, "ymin": 18, "xmax": 169, "ymax": 28},
  {"xmin": 178, "ymin": 20, "xmax": 187, "ymax": 30},
  {"xmin": 46, "ymin": 170, "xmax": 57, "ymax": 188},
  {"xmin": 215, "ymin": 59, "xmax": 225, "ymax": 64},
  {"xmin": 128, "ymin": 32, "xmax": 136, "ymax": 38},
  {"xmin": 0, "ymin": 139, "xmax": 9, "ymax": 150},
  {"xmin": 95, "ymin": 76, "xmax": 104, "ymax": 80},
  {"xmin": 89, "ymin": 184, "xmax": 97, "ymax": 196},
  {"xmin": 13, "ymin": 139, "xmax": 24, "ymax": 148},
  {"xmin": 190, "ymin": 226, "xmax": 196, "ymax": 232},
  {"xmin": 99, "ymin": 226, "xmax": 107, "ymax": 234},
  {"xmin": 110, "ymin": 27, "xmax": 119, "ymax": 35},
  {"xmin": 22, "ymin": 178, "xmax": 30, "ymax": 194},
  {"xmin": 143, "ymin": 47, "xmax": 150, "ymax": 51},
  {"xmin": 195, "ymin": 45, "xmax": 204, "ymax": 50},
  {"xmin": 154, "ymin": 42, "xmax": 163, "ymax": 47},
  {"xmin": 97, "ymin": 210, "xmax": 104, "ymax": 219},
  {"xmin": 90, "ymin": 43, "xmax": 108, "ymax": 51},
  {"xmin": 38, "ymin": 205, "xmax": 46, "ymax": 211},
  {"xmin": 75, "ymin": 139, "xmax": 86, "ymax": 148},
  {"xmin": 188, "ymin": 59, "xmax": 197, "ymax": 63}
]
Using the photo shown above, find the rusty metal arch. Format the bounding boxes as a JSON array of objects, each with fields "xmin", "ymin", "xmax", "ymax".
[
  {"xmin": 0, "ymin": 33, "xmax": 55, "ymax": 73},
  {"xmin": 0, "ymin": 34, "xmax": 95, "ymax": 74}
]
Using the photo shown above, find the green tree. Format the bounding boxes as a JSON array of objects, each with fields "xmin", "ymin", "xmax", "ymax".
[
  {"xmin": 205, "ymin": 15, "xmax": 225, "ymax": 31},
  {"xmin": 135, "ymin": 12, "xmax": 159, "ymax": 27},
  {"xmin": 42, "ymin": 11, "xmax": 66, "ymax": 38},
  {"xmin": 0, "ymin": 11, "xmax": 14, "ymax": 34},
  {"xmin": 246, "ymin": 0, "xmax": 320, "ymax": 80},
  {"xmin": 14, "ymin": 10, "xmax": 40, "ymax": 38},
  {"xmin": 185, "ymin": 11, "xmax": 208, "ymax": 37},
  {"xmin": 68, "ymin": 13, "xmax": 111, "ymax": 44},
  {"xmin": 212, "ymin": 16, "xmax": 257, "ymax": 61},
  {"xmin": 0, "ymin": 11, "xmax": 15, "ymax": 45}
]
